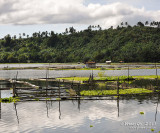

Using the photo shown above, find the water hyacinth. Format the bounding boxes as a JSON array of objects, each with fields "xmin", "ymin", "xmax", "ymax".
[
  {"xmin": 0, "ymin": 97, "xmax": 20, "ymax": 103},
  {"xmin": 80, "ymin": 88, "xmax": 153, "ymax": 96}
]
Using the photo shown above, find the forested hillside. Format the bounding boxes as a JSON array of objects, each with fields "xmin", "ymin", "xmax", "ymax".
[{"xmin": 0, "ymin": 22, "xmax": 160, "ymax": 63}]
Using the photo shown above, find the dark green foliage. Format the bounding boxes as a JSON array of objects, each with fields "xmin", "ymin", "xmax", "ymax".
[{"xmin": 0, "ymin": 25, "xmax": 160, "ymax": 63}]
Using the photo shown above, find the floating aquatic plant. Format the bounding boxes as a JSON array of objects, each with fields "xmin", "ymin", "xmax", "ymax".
[
  {"xmin": 0, "ymin": 97, "xmax": 20, "ymax": 103},
  {"xmin": 80, "ymin": 88, "xmax": 152, "ymax": 96},
  {"xmin": 139, "ymin": 112, "xmax": 144, "ymax": 115},
  {"xmin": 45, "ymin": 98, "xmax": 51, "ymax": 100},
  {"xmin": 151, "ymin": 129, "xmax": 154, "ymax": 132},
  {"xmin": 90, "ymin": 125, "xmax": 93, "ymax": 127},
  {"xmin": 34, "ymin": 98, "xmax": 39, "ymax": 101},
  {"xmin": 56, "ymin": 98, "xmax": 61, "ymax": 100}
]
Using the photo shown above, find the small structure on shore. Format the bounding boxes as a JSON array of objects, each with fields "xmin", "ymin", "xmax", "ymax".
[
  {"xmin": 119, "ymin": 61, "xmax": 124, "ymax": 63},
  {"xmin": 85, "ymin": 62, "xmax": 96, "ymax": 68},
  {"xmin": 106, "ymin": 60, "xmax": 111, "ymax": 65}
]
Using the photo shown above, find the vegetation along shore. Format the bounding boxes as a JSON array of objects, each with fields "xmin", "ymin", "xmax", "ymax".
[{"xmin": 0, "ymin": 21, "xmax": 160, "ymax": 63}]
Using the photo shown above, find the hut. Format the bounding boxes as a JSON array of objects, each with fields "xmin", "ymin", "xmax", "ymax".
[
  {"xmin": 119, "ymin": 61, "xmax": 124, "ymax": 63},
  {"xmin": 85, "ymin": 62, "xmax": 96, "ymax": 68},
  {"xmin": 106, "ymin": 60, "xmax": 111, "ymax": 65}
]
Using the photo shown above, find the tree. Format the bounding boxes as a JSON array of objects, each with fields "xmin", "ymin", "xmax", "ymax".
[
  {"xmin": 69, "ymin": 27, "xmax": 76, "ymax": 34},
  {"xmin": 13, "ymin": 35, "xmax": 17, "ymax": 40},
  {"xmin": 4, "ymin": 34, "xmax": 12, "ymax": 46},
  {"xmin": 145, "ymin": 21, "xmax": 149, "ymax": 26},
  {"xmin": 65, "ymin": 28, "xmax": 68, "ymax": 34},
  {"xmin": 137, "ymin": 21, "xmax": 144, "ymax": 27},
  {"xmin": 121, "ymin": 22, "xmax": 123, "ymax": 27}
]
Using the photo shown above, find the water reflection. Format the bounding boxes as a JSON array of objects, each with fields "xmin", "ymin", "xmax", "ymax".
[
  {"xmin": 0, "ymin": 90, "xmax": 1, "ymax": 119},
  {"xmin": 59, "ymin": 100, "xmax": 61, "ymax": 120},
  {"xmin": 14, "ymin": 103, "xmax": 19, "ymax": 124},
  {"xmin": 0, "ymin": 96, "xmax": 160, "ymax": 133},
  {"xmin": 155, "ymin": 95, "xmax": 160, "ymax": 122},
  {"xmin": 1, "ymin": 78, "xmax": 160, "ymax": 133},
  {"xmin": 117, "ymin": 96, "xmax": 119, "ymax": 117}
]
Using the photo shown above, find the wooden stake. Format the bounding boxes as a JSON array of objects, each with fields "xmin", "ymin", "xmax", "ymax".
[
  {"xmin": 117, "ymin": 78, "xmax": 119, "ymax": 96},
  {"xmin": 155, "ymin": 62, "xmax": 158, "ymax": 90},
  {"xmin": 128, "ymin": 65, "xmax": 129, "ymax": 82},
  {"xmin": 58, "ymin": 79, "xmax": 60, "ymax": 98},
  {"xmin": 0, "ymin": 90, "xmax": 1, "ymax": 119},
  {"xmin": 46, "ymin": 68, "xmax": 48, "ymax": 97}
]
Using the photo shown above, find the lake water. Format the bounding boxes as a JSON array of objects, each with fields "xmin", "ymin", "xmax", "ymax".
[
  {"xmin": 0, "ymin": 63, "xmax": 159, "ymax": 69},
  {"xmin": 0, "ymin": 89, "xmax": 160, "ymax": 133},
  {"xmin": 0, "ymin": 64, "xmax": 160, "ymax": 133},
  {"xmin": 0, "ymin": 69, "xmax": 159, "ymax": 79}
]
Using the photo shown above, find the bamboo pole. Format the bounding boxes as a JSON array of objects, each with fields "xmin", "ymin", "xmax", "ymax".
[
  {"xmin": 155, "ymin": 62, "xmax": 158, "ymax": 78},
  {"xmin": 155, "ymin": 62, "xmax": 158, "ymax": 91},
  {"xmin": 58, "ymin": 79, "xmax": 60, "ymax": 98},
  {"xmin": 128, "ymin": 65, "xmax": 129, "ymax": 82},
  {"xmin": 46, "ymin": 68, "xmax": 48, "ymax": 97},
  {"xmin": 77, "ymin": 81, "xmax": 81, "ymax": 96},
  {"xmin": 117, "ymin": 78, "xmax": 119, "ymax": 96},
  {"xmin": 12, "ymin": 79, "xmax": 16, "ymax": 97},
  {"xmin": 0, "ymin": 90, "xmax": 1, "ymax": 119}
]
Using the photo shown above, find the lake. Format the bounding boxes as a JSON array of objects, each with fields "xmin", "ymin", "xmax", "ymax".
[
  {"xmin": 0, "ymin": 89, "xmax": 160, "ymax": 133},
  {"xmin": 0, "ymin": 69, "xmax": 160, "ymax": 79},
  {"xmin": 0, "ymin": 64, "xmax": 160, "ymax": 133},
  {"xmin": 0, "ymin": 63, "xmax": 159, "ymax": 69}
]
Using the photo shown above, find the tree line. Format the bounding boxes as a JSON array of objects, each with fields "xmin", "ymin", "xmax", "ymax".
[{"xmin": 0, "ymin": 21, "xmax": 160, "ymax": 63}]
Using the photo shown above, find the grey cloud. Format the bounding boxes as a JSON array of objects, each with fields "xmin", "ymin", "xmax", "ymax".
[
  {"xmin": 0, "ymin": 0, "xmax": 160, "ymax": 28},
  {"xmin": 0, "ymin": 1, "xmax": 17, "ymax": 14}
]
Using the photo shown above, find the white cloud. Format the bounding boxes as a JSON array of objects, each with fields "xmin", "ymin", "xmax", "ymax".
[{"xmin": 0, "ymin": 0, "xmax": 160, "ymax": 28}]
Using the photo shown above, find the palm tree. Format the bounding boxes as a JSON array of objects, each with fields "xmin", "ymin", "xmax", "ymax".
[
  {"xmin": 13, "ymin": 35, "xmax": 16, "ymax": 40},
  {"xmin": 150, "ymin": 22, "xmax": 153, "ymax": 26},
  {"xmin": 145, "ymin": 21, "xmax": 149, "ymax": 26},
  {"xmin": 137, "ymin": 21, "xmax": 144, "ymax": 27},
  {"xmin": 23, "ymin": 33, "xmax": 25, "ymax": 36},
  {"xmin": 65, "ymin": 28, "xmax": 68, "ymax": 34},
  {"xmin": 45, "ymin": 31, "xmax": 48, "ymax": 37},
  {"xmin": 121, "ymin": 22, "xmax": 123, "ymax": 27}
]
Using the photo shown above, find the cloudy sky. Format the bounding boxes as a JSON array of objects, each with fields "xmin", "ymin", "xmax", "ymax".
[{"xmin": 0, "ymin": 0, "xmax": 160, "ymax": 38}]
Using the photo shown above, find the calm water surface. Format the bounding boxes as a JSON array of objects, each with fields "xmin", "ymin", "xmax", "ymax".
[
  {"xmin": 0, "ymin": 63, "xmax": 160, "ymax": 68},
  {"xmin": 0, "ymin": 91, "xmax": 160, "ymax": 133},
  {"xmin": 0, "ymin": 64, "xmax": 160, "ymax": 133},
  {"xmin": 0, "ymin": 69, "xmax": 160, "ymax": 79}
]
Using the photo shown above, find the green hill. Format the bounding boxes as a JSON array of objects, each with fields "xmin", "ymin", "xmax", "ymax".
[{"xmin": 0, "ymin": 24, "xmax": 160, "ymax": 63}]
